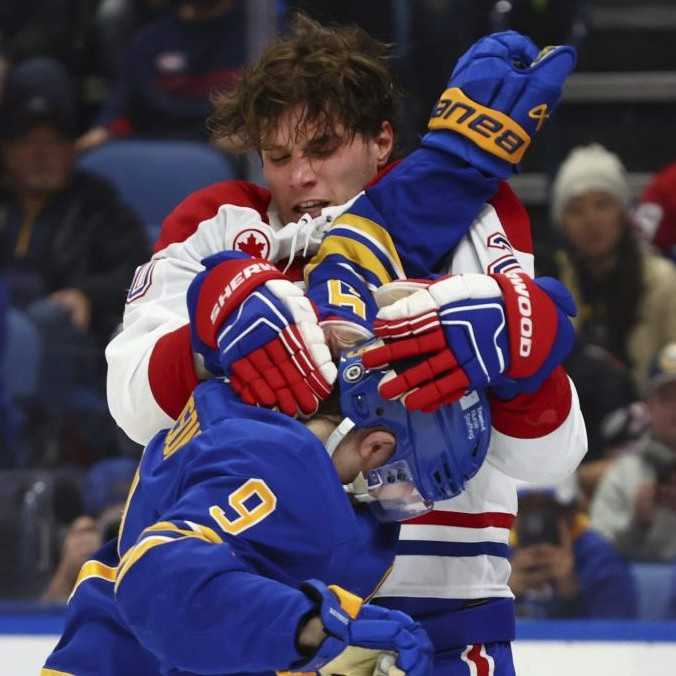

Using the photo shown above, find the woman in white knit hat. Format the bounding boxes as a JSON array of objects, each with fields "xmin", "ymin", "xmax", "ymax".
[{"xmin": 551, "ymin": 143, "xmax": 676, "ymax": 391}]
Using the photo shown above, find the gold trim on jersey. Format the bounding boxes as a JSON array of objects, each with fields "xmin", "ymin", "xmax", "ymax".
[
  {"xmin": 144, "ymin": 520, "xmax": 223, "ymax": 544},
  {"xmin": 117, "ymin": 466, "xmax": 140, "ymax": 558},
  {"xmin": 41, "ymin": 669, "xmax": 74, "ymax": 676},
  {"xmin": 330, "ymin": 213, "xmax": 405, "ymax": 279},
  {"xmin": 305, "ymin": 213, "xmax": 404, "ymax": 287},
  {"xmin": 67, "ymin": 560, "xmax": 117, "ymax": 604},
  {"xmin": 163, "ymin": 395, "xmax": 201, "ymax": 459}
]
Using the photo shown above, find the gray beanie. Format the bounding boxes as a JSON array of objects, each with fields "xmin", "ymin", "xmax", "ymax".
[{"xmin": 551, "ymin": 143, "xmax": 630, "ymax": 224}]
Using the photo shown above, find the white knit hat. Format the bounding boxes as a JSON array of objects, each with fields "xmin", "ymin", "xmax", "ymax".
[{"xmin": 551, "ymin": 143, "xmax": 630, "ymax": 224}]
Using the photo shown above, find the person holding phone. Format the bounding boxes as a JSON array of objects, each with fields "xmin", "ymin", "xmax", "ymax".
[
  {"xmin": 510, "ymin": 478, "xmax": 636, "ymax": 619},
  {"xmin": 591, "ymin": 342, "xmax": 676, "ymax": 562}
]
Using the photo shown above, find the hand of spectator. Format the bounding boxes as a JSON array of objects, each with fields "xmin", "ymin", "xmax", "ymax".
[
  {"xmin": 42, "ymin": 516, "xmax": 102, "ymax": 603},
  {"xmin": 509, "ymin": 545, "xmax": 555, "ymax": 595},
  {"xmin": 634, "ymin": 481, "xmax": 658, "ymax": 526},
  {"xmin": 75, "ymin": 126, "xmax": 111, "ymax": 154},
  {"xmin": 49, "ymin": 288, "xmax": 92, "ymax": 332},
  {"xmin": 510, "ymin": 522, "xmax": 577, "ymax": 599}
]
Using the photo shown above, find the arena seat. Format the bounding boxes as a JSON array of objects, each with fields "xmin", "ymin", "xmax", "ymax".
[
  {"xmin": 630, "ymin": 561, "xmax": 676, "ymax": 620},
  {"xmin": 78, "ymin": 140, "xmax": 237, "ymax": 244}
]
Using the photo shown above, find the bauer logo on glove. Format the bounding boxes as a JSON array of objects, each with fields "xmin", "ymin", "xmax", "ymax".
[{"xmin": 424, "ymin": 31, "xmax": 576, "ymax": 179}]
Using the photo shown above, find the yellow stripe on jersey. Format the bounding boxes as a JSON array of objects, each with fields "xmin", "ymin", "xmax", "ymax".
[
  {"xmin": 41, "ymin": 669, "xmax": 74, "ymax": 676},
  {"xmin": 164, "ymin": 395, "xmax": 200, "ymax": 460},
  {"xmin": 68, "ymin": 560, "xmax": 117, "ymax": 603},
  {"xmin": 366, "ymin": 564, "xmax": 393, "ymax": 602},
  {"xmin": 306, "ymin": 235, "xmax": 392, "ymax": 287},
  {"xmin": 115, "ymin": 535, "xmax": 174, "ymax": 591},
  {"xmin": 305, "ymin": 214, "xmax": 404, "ymax": 286},
  {"xmin": 117, "ymin": 466, "xmax": 140, "ymax": 558},
  {"xmin": 144, "ymin": 520, "xmax": 223, "ymax": 544},
  {"xmin": 332, "ymin": 213, "xmax": 405, "ymax": 279}
]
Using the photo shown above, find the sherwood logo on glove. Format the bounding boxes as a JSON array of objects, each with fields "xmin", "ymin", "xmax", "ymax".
[
  {"xmin": 429, "ymin": 87, "xmax": 531, "ymax": 163},
  {"xmin": 210, "ymin": 261, "xmax": 278, "ymax": 324},
  {"xmin": 504, "ymin": 270, "xmax": 533, "ymax": 357}
]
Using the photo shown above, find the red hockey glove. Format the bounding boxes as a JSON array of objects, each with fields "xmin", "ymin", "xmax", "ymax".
[
  {"xmin": 362, "ymin": 272, "xmax": 576, "ymax": 411},
  {"xmin": 188, "ymin": 251, "xmax": 336, "ymax": 416}
]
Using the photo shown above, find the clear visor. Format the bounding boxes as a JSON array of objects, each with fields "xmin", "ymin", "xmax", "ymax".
[{"xmin": 352, "ymin": 459, "xmax": 432, "ymax": 522}]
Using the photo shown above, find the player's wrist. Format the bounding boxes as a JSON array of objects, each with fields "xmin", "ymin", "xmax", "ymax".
[{"xmin": 296, "ymin": 612, "xmax": 327, "ymax": 654}]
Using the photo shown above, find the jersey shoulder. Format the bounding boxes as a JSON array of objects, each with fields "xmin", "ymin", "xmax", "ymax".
[
  {"xmin": 154, "ymin": 180, "xmax": 272, "ymax": 252},
  {"xmin": 488, "ymin": 181, "xmax": 532, "ymax": 255}
]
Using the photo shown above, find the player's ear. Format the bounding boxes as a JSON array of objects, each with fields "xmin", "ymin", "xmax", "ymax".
[
  {"xmin": 373, "ymin": 121, "xmax": 394, "ymax": 168},
  {"xmin": 358, "ymin": 429, "xmax": 396, "ymax": 470}
]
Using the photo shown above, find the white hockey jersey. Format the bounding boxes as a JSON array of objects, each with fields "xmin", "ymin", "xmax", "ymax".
[{"xmin": 106, "ymin": 175, "xmax": 586, "ymax": 647}]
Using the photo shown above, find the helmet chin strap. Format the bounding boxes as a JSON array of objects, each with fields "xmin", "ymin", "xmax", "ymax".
[
  {"xmin": 324, "ymin": 417, "xmax": 356, "ymax": 457},
  {"xmin": 324, "ymin": 417, "xmax": 374, "ymax": 500}
]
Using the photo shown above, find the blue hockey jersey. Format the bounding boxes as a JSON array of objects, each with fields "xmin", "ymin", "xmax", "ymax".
[{"xmin": 43, "ymin": 379, "xmax": 398, "ymax": 676}]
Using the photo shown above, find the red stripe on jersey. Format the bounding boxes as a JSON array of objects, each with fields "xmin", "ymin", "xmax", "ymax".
[
  {"xmin": 463, "ymin": 644, "xmax": 493, "ymax": 676},
  {"xmin": 405, "ymin": 510, "xmax": 515, "ymax": 529},
  {"xmin": 489, "ymin": 182, "xmax": 532, "ymax": 255},
  {"xmin": 155, "ymin": 180, "xmax": 272, "ymax": 252},
  {"xmin": 148, "ymin": 324, "xmax": 199, "ymax": 419},
  {"xmin": 490, "ymin": 365, "xmax": 572, "ymax": 439}
]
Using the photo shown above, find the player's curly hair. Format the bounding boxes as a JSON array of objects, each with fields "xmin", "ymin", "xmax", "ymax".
[{"xmin": 208, "ymin": 13, "xmax": 401, "ymax": 152}]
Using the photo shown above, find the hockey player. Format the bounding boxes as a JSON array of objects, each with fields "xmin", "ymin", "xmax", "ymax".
[
  {"xmin": 43, "ymin": 348, "xmax": 492, "ymax": 676},
  {"xmin": 105, "ymin": 19, "xmax": 574, "ymax": 444}
]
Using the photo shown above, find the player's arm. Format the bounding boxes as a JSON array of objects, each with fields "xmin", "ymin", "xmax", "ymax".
[
  {"xmin": 106, "ymin": 195, "xmax": 339, "ymax": 443},
  {"xmin": 113, "ymin": 457, "xmax": 430, "ymax": 675},
  {"xmin": 306, "ymin": 32, "xmax": 575, "ymax": 341}
]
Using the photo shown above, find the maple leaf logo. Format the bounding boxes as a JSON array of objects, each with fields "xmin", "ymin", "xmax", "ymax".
[{"xmin": 236, "ymin": 232, "xmax": 267, "ymax": 258}]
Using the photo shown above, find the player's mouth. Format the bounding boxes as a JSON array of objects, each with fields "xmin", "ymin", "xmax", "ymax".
[{"xmin": 293, "ymin": 200, "xmax": 331, "ymax": 218}]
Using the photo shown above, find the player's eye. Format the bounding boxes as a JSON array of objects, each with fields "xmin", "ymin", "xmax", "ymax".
[{"xmin": 268, "ymin": 154, "xmax": 290, "ymax": 165}]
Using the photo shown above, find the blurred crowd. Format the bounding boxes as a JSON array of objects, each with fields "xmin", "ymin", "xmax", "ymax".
[{"xmin": 1, "ymin": 0, "xmax": 676, "ymax": 621}]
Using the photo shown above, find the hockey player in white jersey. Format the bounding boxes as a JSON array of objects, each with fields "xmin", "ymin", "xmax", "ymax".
[{"xmin": 106, "ymin": 20, "xmax": 586, "ymax": 676}]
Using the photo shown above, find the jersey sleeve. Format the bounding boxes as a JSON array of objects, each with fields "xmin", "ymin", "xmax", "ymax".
[
  {"xmin": 305, "ymin": 148, "xmax": 508, "ymax": 330},
  {"xmin": 113, "ymin": 430, "xmax": 320, "ymax": 673},
  {"xmin": 115, "ymin": 525, "xmax": 314, "ymax": 673},
  {"xmin": 106, "ymin": 196, "xmax": 281, "ymax": 445},
  {"xmin": 42, "ymin": 541, "xmax": 162, "ymax": 676}
]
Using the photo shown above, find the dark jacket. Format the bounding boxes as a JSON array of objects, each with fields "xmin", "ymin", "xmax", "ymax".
[{"xmin": 0, "ymin": 169, "xmax": 149, "ymax": 342}]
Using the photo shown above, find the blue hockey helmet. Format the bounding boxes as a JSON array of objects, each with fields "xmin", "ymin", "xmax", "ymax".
[{"xmin": 334, "ymin": 342, "xmax": 492, "ymax": 521}]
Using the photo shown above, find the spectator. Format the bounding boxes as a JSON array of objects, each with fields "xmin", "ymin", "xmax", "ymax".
[
  {"xmin": 564, "ymin": 341, "xmax": 638, "ymax": 500},
  {"xmin": 77, "ymin": 0, "xmax": 247, "ymax": 152},
  {"xmin": 41, "ymin": 457, "xmax": 136, "ymax": 603},
  {"xmin": 550, "ymin": 143, "xmax": 676, "ymax": 389},
  {"xmin": 636, "ymin": 161, "xmax": 676, "ymax": 262},
  {"xmin": 591, "ymin": 342, "xmax": 676, "ymax": 562},
  {"xmin": 0, "ymin": 57, "xmax": 149, "ymax": 463},
  {"xmin": 510, "ymin": 478, "xmax": 637, "ymax": 619}
]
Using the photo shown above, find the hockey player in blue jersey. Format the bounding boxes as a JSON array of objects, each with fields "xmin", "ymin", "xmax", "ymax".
[{"xmin": 43, "ymin": 345, "xmax": 491, "ymax": 676}]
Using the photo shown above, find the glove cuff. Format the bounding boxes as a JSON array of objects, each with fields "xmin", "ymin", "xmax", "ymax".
[
  {"xmin": 191, "ymin": 257, "xmax": 285, "ymax": 348},
  {"xmin": 425, "ymin": 86, "xmax": 531, "ymax": 179},
  {"xmin": 292, "ymin": 580, "xmax": 364, "ymax": 672}
]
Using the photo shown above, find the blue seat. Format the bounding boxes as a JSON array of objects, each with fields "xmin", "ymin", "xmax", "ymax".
[
  {"xmin": 631, "ymin": 562, "xmax": 676, "ymax": 620},
  {"xmin": 78, "ymin": 140, "xmax": 237, "ymax": 243},
  {"xmin": 4, "ymin": 308, "xmax": 41, "ymax": 400}
]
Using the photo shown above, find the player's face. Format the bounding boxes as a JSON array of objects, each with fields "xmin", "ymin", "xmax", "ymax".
[
  {"xmin": 561, "ymin": 190, "xmax": 625, "ymax": 260},
  {"xmin": 261, "ymin": 105, "xmax": 394, "ymax": 225},
  {"xmin": 332, "ymin": 428, "xmax": 396, "ymax": 484}
]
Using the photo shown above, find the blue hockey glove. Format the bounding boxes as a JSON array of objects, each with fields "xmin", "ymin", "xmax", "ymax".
[
  {"xmin": 187, "ymin": 251, "xmax": 336, "ymax": 416},
  {"xmin": 362, "ymin": 273, "xmax": 576, "ymax": 411},
  {"xmin": 294, "ymin": 580, "xmax": 433, "ymax": 676},
  {"xmin": 424, "ymin": 30, "xmax": 576, "ymax": 179}
]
